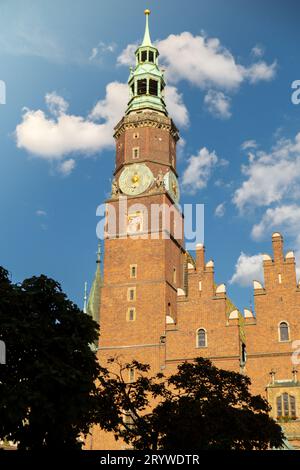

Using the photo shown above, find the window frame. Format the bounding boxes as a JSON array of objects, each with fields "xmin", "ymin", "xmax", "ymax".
[
  {"xmin": 130, "ymin": 264, "xmax": 137, "ymax": 279},
  {"xmin": 196, "ymin": 328, "xmax": 207, "ymax": 348},
  {"xmin": 278, "ymin": 321, "xmax": 290, "ymax": 342},
  {"xmin": 276, "ymin": 393, "xmax": 297, "ymax": 419},
  {"xmin": 127, "ymin": 307, "xmax": 136, "ymax": 322},
  {"xmin": 127, "ymin": 287, "xmax": 136, "ymax": 302}
]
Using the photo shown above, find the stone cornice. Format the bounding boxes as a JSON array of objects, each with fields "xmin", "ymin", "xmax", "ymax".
[{"xmin": 114, "ymin": 111, "xmax": 179, "ymax": 141}]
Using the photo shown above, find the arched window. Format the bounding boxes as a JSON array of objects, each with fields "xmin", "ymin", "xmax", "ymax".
[
  {"xmin": 279, "ymin": 321, "xmax": 290, "ymax": 342},
  {"xmin": 276, "ymin": 393, "xmax": 297, "ymax": 419},
  {"xmin": 197, "ymin": 328, "xmax": 207, "ymax": 348}
]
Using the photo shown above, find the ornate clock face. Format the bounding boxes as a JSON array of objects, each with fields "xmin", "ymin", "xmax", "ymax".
[
  {"xmin": 119, "ymin": 164, "xmax": 154, "ymax": 196},
  {"xmin": 164, "ymin": 171, "xmax": 180, "ymax": 203}
]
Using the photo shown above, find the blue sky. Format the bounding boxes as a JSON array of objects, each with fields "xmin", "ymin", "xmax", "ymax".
[{"xmin": 0, "ymin": 0, "xmax": 300, "ymax": 311}]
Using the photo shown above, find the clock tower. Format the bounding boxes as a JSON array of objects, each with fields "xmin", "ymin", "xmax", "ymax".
[{"xmin": 98, "ymin": 10, "xmax": 185, "ymax": 376}]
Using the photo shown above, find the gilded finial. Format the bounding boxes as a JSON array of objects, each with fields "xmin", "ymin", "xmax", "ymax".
[{"xmin": 141, "ymin": 8, "xmax": 152, "ymax": 47}]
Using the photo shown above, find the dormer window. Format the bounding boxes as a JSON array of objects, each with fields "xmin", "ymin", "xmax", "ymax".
[
  {"xmin": 149, "ymin": 79, "xmax": 158, "ymax": 96},
  {"xmin": 137, "ymin": 79, "xmax": 147, "ymax": 95},
  {"xmin": 141, "ymin": 50, "xmax": 147, "ymax": 62}
]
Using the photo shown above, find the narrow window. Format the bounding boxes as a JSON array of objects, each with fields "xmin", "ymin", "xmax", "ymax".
[
  {"xmin": 241, "ymin": 343, "xmax": 247, "ymax": 365},
  {"xmin": 149, "ymin": 79, "xmax": 158, "ymax": 96},
  {"xmin": 197, "ymin": 328, "xmax": 206, "ymax": 348},
  {"xmin": 277, "ymin": 396, "xmax": 282, "ymax": 417},
  {"xmin": 131, "ymin": 83, "xmax": 135, "ymax": 96},
  {"xmin": 127, "ymin": 307, "xmax": 136, "ymax": 322},
  {"xmin": 132, "ymin": 147, "xmax": 139, "ymax": 159},
  {"xmin": 133, "ymin": 132, "xmax": 139, "ymax": 139},
  {"xmin": 283, "ymin": 393, "xmax": 289, "ymax": 416},
  {"xmin": 279, "ymin": 322, "xmax": 289, "ymax": 342},
  {"xmin": 137, "ymin": 79, "xmax": 147, "ymax": 95},
  {"xmin": 130, "ymin": 265, "xmax": 137, "ymax": 279},
  {"xmin": 290, "ymin": 395, "xmax": 297, "ymax": 418},
  {"xmin": 127, "ymin": 287, "xmax": 136, "ymax": 301}
]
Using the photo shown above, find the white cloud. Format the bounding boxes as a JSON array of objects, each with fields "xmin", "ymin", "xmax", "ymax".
[
  {"xmin": 117, "ymin": 43, "xmax": 138, "ymax": 67},
  {"xmin": 215, "ymin": 202, "xmax": 226, "ymax": 217},
  {"xmin": 241, "ymin": 139, "xmax": 257, "ymax": 151},
  {"xmin": 58, "ymin": 158, "xmax": 76, "ymax": 176},
  {"xmin": 230, "ymin": 252, "xmax": 264, "ymax": 287},
  {"xmin": 182, "ymin": 147, "xmax": 218, "ymax": 194},
  {"xmin": 164, "ymin": 86, "xmax": 189, "ymax": 127},
  {"xmin": 204, "ymin": 90, "xmax": 231, "ymax": 119},
  {"xmin": 89, "ymin": 81, "xmax": 128, "ymax": 123},
  {"xmin": 45, "ymin": 92, "xmax": 69, "ymax": 116},
  {"xmin": 233, "ymin": 131, "xmax": 300, "ymax": 211},
  {"xmin": 15, "ymin": 82, "xmax": 128, "ymax": 165},
  {"xmin": 246, "ymin": 61, "xmax": 277, "ymax": 84},
  {"xmin": 156, "ymin": 33, "xmax": 244, "ymax": 89},
  {"xmin": 89, "ymin": 41, "xmax": 116, "ymax": 62},
  {"xmin": 36, "ymin": 210, "xmax": 47, "ymax": 217},
  {"xmin": 251, "ymin": 205, "xmax": 300, "ymax": 241},
  {"xmin": 251, "ymin": 45, "xmax": 264, "ymax": 58}
]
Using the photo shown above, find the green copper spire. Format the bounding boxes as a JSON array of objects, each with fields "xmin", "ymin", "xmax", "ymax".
[
  {"xmin": 125, "ymin": 9, "xmax": 168, "ymax": 115},
  {"xmin": 141, "ymin": 9, "xmax": 152, "ymax": 47},
  {"xmin": 86, "ymin": 241, "xmax": 102, "ymax": 326}
]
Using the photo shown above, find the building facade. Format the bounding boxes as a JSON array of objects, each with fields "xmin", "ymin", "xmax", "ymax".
[{"xmin": 86, "ymin": 11, "xmax": 300, "ymax": 449}]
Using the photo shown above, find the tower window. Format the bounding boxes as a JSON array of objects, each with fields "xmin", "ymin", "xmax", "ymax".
[
  {"xmin": 127, "ymin": 287, "xmax": 136, "ymax": 301},
  {"xmin": 196, "ymin": 328, "xmax": 207, "ymax": 348},
  {"xmin": 141, "ymin": 50, "xmax": 147, "ymax": 62},
  {"xmin": 149, "ymin": 79, "xmax": 158, "ymax": 96},
  {"xmin": 130, "ymin": 265, "xmax": 137, "ymax": 279},
  {"xmin": 132, "ymin": 147, "xmax": 139, "ymax": 159},
  {"xmin": 131, "ymin": 83, "xmax": 135, "ymax": 96},
  {"xmin": 149, "ymin": 51, "xmax": 154, "ymax": 62},
  {"xmin": 279, "ymin": 321, "xmax": 290, "ymax": 342},
  {"xmin": 133, "ymin": 132, "xmax": 139, "ymax": 139},
  {"xmin": 137, "ymin": 79, "xmax": 147, "ymax": 95},
  {"xmin": 127, "ymin": 307, "xmax": 136, "ymax": 322},
  {"xmin": 277, "ymin": 393, "xmax": 297, "ymax": 419}
]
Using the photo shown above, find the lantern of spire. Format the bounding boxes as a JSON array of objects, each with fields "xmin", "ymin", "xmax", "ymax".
[{"xmin": 126, "ymin": 10, "xmax": 167, "ymax": 115}]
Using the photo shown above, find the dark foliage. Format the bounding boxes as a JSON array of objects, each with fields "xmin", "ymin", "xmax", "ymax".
[
  {"xmin": 0, "ymin": 268, "xmax": 100, "ymax": 449},
  {"xmin": 96, "ymin": 357, "xmax": 284, "ymax": 450}
]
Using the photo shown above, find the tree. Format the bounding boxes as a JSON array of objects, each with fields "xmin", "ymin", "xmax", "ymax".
[
  {"xmin": 96, "ymin": 357, "xmax": 284, "ymax": 450},
  {"xmin": 0, "ymin": 267, "xmax": 100, "ymax": 449}
]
